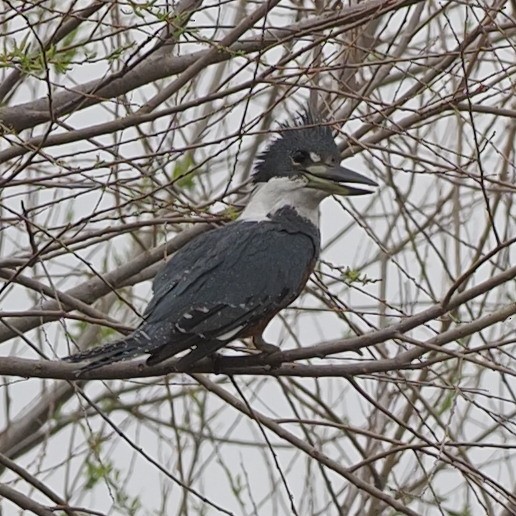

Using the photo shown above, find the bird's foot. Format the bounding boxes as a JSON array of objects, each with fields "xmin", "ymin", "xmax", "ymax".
[
  {"xmin": 252, "ymin": 336, "xmax": 280, "ymax": 355},
  {"xmin": 210, "ymin": 352, "xmax": 224, "ymax": 374}
]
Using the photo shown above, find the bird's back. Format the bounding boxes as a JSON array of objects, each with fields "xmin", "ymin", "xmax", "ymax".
[{"xmin": 65, "ymin": 206, "xmax": 320, "ymax": 372}]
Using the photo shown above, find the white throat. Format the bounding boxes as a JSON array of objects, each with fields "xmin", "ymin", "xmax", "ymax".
[{"xmin": 239, "ymin": 177, "xmax": 326, "ymax": 226}]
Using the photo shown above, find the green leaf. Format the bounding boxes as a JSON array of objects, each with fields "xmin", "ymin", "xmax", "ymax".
[
  {"xmin": 84, "ymin": 459, "xmax": 113, "ymax": 490},
  {"xmin": 224, "ymin": 205, "xmax": 239, "ymax": 221},
  {"xmin": 172, "ymin": 154, "xmax": 197, "ymax": 190},
  {"xmin": 342, "ymin": 267, "xmax": 379, "ymax": 286}
]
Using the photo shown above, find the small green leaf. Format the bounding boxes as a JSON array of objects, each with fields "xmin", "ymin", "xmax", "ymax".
[
  {"xmin": 172, "ymin": 154, "xmax": 197, "ymax": 190},
  {"xmin": 342, "ymin": 267, "xmax": 379, "ymax": 285},
  {"xmin": 84, "ymin": 459, "xmax": 113, "ymax": 490},
  {"xmin": 224, "ymin": 205, "xmax": 240, "ymax": 221}
]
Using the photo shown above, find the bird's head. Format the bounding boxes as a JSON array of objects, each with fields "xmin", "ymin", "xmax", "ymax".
[{"xmin": 253, "ymin": 109, "xmax": 378, "ymax": 197}]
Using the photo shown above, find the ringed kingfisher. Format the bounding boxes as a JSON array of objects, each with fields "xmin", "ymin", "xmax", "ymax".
[{"xmin": 64, "ymin": 109, "xmax": 377, "ymax": 373}]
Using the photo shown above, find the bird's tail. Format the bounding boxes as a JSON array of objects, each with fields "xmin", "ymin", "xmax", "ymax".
[{"xmin": 63, "ymin": 333, "xmax": 147, "ymax": 374}]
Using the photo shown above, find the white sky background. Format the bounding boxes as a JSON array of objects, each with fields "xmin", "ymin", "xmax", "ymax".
[{"xmin": 0, "ymin": 1, "xmax": 515, "ymax": 515}]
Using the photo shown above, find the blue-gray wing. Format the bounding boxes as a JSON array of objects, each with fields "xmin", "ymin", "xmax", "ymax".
[{"xmin": 141, "ymin": 215, "xmax": 320, "ymax": 365}]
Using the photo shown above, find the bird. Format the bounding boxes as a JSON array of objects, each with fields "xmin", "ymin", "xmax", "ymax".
[{"xmin": 63, "ymin": 108, "xmax": 378, "ymax": 374}]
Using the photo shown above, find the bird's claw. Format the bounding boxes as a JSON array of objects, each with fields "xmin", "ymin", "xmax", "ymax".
[
  {"xmin": 252, "ymin": 336, "xmax": 280, "ymax": 354},
  {"xmin": 258, "ymin": 342, "xmax": 280, "ymax": 354}
]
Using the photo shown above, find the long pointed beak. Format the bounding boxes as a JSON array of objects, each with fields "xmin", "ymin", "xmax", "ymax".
[{"xmin": 305, "ymin": 164, "xmax": 378, "ymax": 196}]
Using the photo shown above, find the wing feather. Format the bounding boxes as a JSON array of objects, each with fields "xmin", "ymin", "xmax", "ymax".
[{"xmin": 142, "ymin": 216, "xmax": 319, "ymax": 365}]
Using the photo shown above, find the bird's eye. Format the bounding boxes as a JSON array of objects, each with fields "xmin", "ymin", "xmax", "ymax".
[{"xmin": 292, "ymin": 150, "xmax": 308, "ymax": 164}]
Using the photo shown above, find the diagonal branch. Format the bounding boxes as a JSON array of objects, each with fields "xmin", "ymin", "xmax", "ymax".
[{"xmin": 0, "ymin": 0, "xmax": 423, "ymax": 133}]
